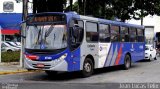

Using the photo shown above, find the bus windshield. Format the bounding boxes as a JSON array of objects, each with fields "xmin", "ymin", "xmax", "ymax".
[{"xmin": 25, "ymin": 24, "xmax": 67, "ymax": 50}]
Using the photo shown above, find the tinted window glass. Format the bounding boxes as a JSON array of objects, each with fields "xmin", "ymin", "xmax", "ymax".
[
  {"xmin": 86, "ymin": 22, "xmax": 98, "ymax": 42},
  {"xmin": 120, "ymin": 27, "xmax": 129, "ymax": 42},
  {"xmin": 121, "ymin": 27, "xmax": 128, "ymax": 34},
  {"xmin": 137, "ymin": 29, "xmax": 144, "ymax": 42},
  {"xmin": 70, "ymin": 20, "xmax": 84, "ymax": 51},
  {"xmin": 111, "ymin": 25, "xmax": 119, "ymax": 42},
  {"xmin": 137, "ymin": 29, "xmax": 143, "ymax": 36},
  {"xmin": 130, "ymin": 28, "xmax": 137, "ymax": 42},
  {"xmin": 99, "ymin": 24, "xmax": 110, "ymax": 42}
]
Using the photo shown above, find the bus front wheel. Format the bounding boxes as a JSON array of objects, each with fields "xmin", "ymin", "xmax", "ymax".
[
  {"xmin": 81, "ymin": 58, "xmax": 94, "ymax": 77},
  {"xmin": 123, "ymin": 55, "xmax": 131, "ymax": 70}
]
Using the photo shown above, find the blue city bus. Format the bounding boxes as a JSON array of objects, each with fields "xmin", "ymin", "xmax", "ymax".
[{"xmin": 24, "ymin": 12, "xmax": 145, "ymax": 77}]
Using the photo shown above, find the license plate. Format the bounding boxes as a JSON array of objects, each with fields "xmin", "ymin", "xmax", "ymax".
[{"xmin": 36, "ymin": 63, "xmax": 45, "ymax": 68}]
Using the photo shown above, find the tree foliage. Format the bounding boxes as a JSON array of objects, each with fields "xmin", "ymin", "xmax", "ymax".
[
  {"xmin": 32, "ymin": 0, "xmax": 160, "ymax": 21},
  {"xmin": 69, "ymin": 0, "xmax": 160, "ymax": 21},
  {"xmin": 33, "ymin": 0, "xmax": 66, "ymax": 13}
]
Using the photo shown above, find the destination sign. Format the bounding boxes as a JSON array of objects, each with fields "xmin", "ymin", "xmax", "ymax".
[{"xmin": 27, "ymin": 14, "xmax": 66, "ymax": 24}]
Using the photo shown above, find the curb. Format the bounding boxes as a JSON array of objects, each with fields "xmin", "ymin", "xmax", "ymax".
[
  {"xmin": 0, "ymin": 70, "xmax": 28, "ymax": 75},
  {"xmin": 0, "ymin": 62, "xmax": 19, "ymax": 66}
]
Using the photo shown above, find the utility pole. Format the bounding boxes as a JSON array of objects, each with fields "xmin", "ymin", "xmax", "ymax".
[
  {"xmin": 141, "ymin": 17, "xmax": 143, "ymax": 26},
  {"xmin": 20, "ymin": 0, "xmax": 28, "ymax": 67},
  {"xmin": 141, "ymin": 0, "xmax": 144, "ymax": 26},
  {"xmin": 141, "ymin": 8, "xmax": 144, "ymax": 26}
]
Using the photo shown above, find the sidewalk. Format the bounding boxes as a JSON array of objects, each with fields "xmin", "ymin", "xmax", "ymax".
[{"xmin": 0, "ymin": 62, "xmax": 28, "ymax": 75}]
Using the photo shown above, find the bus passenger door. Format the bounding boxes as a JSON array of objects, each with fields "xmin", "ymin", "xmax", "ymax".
[{"xmin": 69, "ymin": 19, "xmax": 84, "ymax": 71}]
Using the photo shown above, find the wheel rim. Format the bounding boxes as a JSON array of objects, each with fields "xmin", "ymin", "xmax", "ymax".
[
  {"xmin": 84, "ymin": 62, "xmax": 91, "ymax": 72},
  {"xmin": 126, "ymin": 57, "xmax": 130, "ymax": 68}
]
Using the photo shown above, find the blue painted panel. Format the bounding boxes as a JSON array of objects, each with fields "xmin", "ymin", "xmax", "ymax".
[
  {"xmin": 104, "ymin": 42, "xmax": 145, "ymax": 66},
  {"xmin": 118, "ymin": 42, "xmax": 145, "ymax": 64},
  {"xmin": 0, "ymin": 13, "xmax": 22, "ymax": 30},
  {"xmin": 70, "ymin": 48, "xmax": 81, "ymax": 71}
]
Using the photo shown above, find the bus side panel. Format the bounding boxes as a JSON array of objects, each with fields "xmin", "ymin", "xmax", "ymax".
[
  {"xmin": 118, "ymin": 43, "xmax": 133, "ymax": 65},
  {"xmin": 116, "ymin": 43, "xmax": 126, "ymax": 65},
  {"xmin": 131, "ymin": 43, "xmax": 145, "ymax": 62},
  {"xmin": 104, "ymin": 43, "xmax": 124, "ymax": 67},
  {"xmin": 118, "ymin": 43, "xmax": 145, "ymax": 65},
  {"xmin": 80, "ymin": 43, "xmax": 99, "ymax": 70},
  {"xmin": 102, "ymin": 42, "xmax": 145, "ymax": 67},
  {"xmin": 98, "ymin": 43, "xmax": 111, "ymax": 68},
  {"xmin": 69, "ymin": 48, "xmax": 81, "ymax": 71}
]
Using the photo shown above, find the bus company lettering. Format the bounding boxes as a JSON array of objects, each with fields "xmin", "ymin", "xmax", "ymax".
[
  {"xmin": 87, "ymin": 45, "xmax": 95, "ymax": 48},
  {"xmin": 87, "ymin": 45, "xmax": 96, "ymax": 51}
]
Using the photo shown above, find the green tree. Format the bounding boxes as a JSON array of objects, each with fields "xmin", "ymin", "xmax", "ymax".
[
  {"xmin": 32, "ymin": 0, "xmax": 160, "ymax": 22},
  {"xmin": 133, "ymin": 0, "xmax": 160, "ymax": 20},
  {"xmin": 33, "ymin": 0, "xmax": 66, "ymax": 13},
  {"xmin": 71, "ymin": 0, "xmax": 160, "ymax": 22}
]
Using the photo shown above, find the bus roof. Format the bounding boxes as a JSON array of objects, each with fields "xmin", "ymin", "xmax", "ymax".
[
  {"xmin": 77, "ymin": 16, "xmax": 144, "ymax": 29},
  {"xmin": 68, "ymin": 12, "xmax": 144, "ymax": 29}
]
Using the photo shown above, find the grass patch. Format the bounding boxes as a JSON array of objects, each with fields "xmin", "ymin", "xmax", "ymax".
[{"xmin": 1, "ymin": 51, "xmax": 20, "ymax": 62}]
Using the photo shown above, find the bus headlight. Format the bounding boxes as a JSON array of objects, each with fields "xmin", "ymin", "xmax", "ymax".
[
  {"xmin": 52, "ymin": 53, "xmax": 67, "ymax": 66},
  {"xmin": 59, "ymin": 53, "xmax": 68, "ymax": 61}
]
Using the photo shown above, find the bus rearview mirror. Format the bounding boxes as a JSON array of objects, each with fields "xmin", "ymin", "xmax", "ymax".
[{"xmin": 72, "ymin": 27, "xmax": 83, "ymax": 38}]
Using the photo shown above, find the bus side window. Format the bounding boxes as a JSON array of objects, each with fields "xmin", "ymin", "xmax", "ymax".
[
  {"xmin": 137, "ymin": 29, "xmax": 144, "ymax": 42},
  {"xmin": 120, "ymin": 27, "xmax": 129, "ymax": 42},
  {"xmin": 86, "ymin": 22, "xmax": 98, "ymax": 42},
  {"xmin": 129, "ymin": 28, "xmax": 137, "ymax": 42},
  {"xmin": 99, "ymin": 24, "xmax": 110, "ymax": 42},
  {"xmin": 110, "ymin": 25, "xmax": 120, "ymax": 42}
]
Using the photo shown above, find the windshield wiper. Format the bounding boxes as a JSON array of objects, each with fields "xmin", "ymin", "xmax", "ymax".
[
  {"xmin": 43, "ymin": 24, "xmax": 56, "ymax": 43},
  {"xmin": 36, "ymin": 29, "xmax": 41, "ymax": 44},
  {"xmin": 34, "ymin": 24, "xmax": 55, "ymax": 49},
  {"xmin": 45, "ymin": 24, "xmax": 55, "ymax": 37},
  {"xmin": 35, "ymin": 25, "xmax": 44, "ymax": 45}
]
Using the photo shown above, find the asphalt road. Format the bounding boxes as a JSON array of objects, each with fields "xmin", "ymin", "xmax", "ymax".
[{"xmin": 0, "ymin": 57, "xmax": 160, "ymax": 89}]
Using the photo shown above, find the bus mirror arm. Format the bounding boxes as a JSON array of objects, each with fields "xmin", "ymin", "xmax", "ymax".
[
  {"xmin": 19, "ymin": 20, "xmax": 27, "ymax": 26},
  {"xmin": 14, "ymin": 33, "xmax": 26, "ymax": 39},
  {"xmin": 21, "ymin": 35, "xmax": 26, "ymax": 38}
]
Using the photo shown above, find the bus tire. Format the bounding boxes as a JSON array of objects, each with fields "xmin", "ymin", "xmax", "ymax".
[
  {"xmin": 81, "ymin": 58, "xmax": 94, "ymax": 77},
  {"xmin": 123, "ymin": 54, "xmax": 131, "ymax": 70},
  {"xmin": 154, "ymin": 56, "xmax": 157, "ymax": 60},
  {"xmin": 45, "ymin": 70, "xmax": 57, "ymax": 76}
]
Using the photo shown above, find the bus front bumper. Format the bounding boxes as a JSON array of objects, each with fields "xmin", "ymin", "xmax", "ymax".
[{"xmin": 24, "ymin": 58, "xmax": 68, "ymax": 71}]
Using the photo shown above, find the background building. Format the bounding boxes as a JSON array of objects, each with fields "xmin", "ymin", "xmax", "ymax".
[
  {"xmin": 128, "ymin": 15, "xmax": 160, "ymax": 44},
  {"xmin": 0, "ymin": 0, "xmax": 32, "ymax": 42}
]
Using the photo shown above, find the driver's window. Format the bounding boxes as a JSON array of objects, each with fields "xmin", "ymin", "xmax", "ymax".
[{"xmin": 69, "ymin": 19, "xmax": 84, "ymax": 51}]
